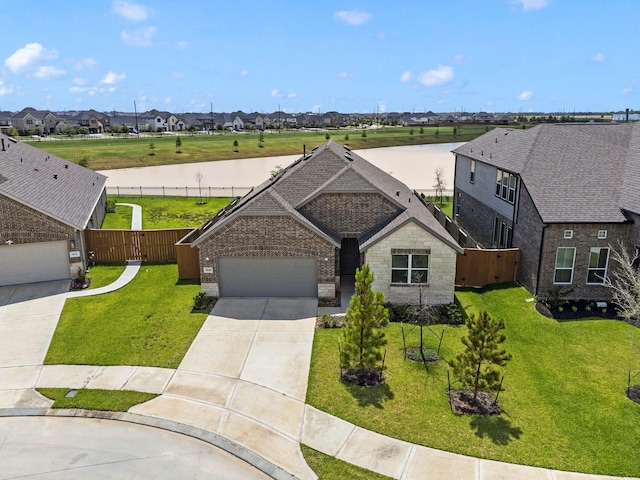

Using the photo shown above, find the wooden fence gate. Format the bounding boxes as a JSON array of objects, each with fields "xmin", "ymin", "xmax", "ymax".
[
  {"xmin": 85, "ymin": 229, "xmax": 193, "ymax": 263},
  {"xmin": 455, "ymin": 248, "xmax": 520, "ymax": 287}
]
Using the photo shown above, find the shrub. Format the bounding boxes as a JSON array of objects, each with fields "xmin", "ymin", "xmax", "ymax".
[{"xmin": 106, "ymin": 199, "xmax": 117, "ymax": 213}]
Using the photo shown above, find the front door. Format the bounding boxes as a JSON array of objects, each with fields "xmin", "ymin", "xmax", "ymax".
[{"xmin": 340, "ymin": 238, "xmax": 360, "ymax": 275}]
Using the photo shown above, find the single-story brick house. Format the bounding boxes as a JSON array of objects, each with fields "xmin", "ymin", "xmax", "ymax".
[
  {"xmin": 0, "ymin": 133, "xmax": 108, "ymax": 286},
  {"xmin": 452, "ymin": 122, "xmax": 640, "ymax": 300},
  {"xmin": 187, "ymin": 140, "xmax": 463, "ymax": 304}
]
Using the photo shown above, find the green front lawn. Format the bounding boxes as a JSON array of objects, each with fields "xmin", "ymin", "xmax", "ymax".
[
  {"xmin": 301, "ymin": 446, "xmax": 391, "ymax": 480},
  {"xmin": 38, "ymin": 388, "xmax": 157, "ymax": 411},
  {"xmin": 85, "ymin": 264, "xmax": 127, "ymax": 289},
  {"xmin": 102, "ymin": 196, "xmax": 233, "ymax": 229},
  {"xmin": 306, "ymin": 284, "xmax": 640, "ymax": 477},
  {"xmin": 46, "ymin": 264, "xmax": 206, "ymax": 368}
]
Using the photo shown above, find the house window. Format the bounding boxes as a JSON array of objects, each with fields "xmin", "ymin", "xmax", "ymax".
[
  {"xmin": 587, "ymin": 247, "xmax": 609, "ymax": 284},
  {"xmin": 495, "ymin": 169, "xmax": 516, "ymax": 204},
  {"xmin": 391, "ymin": 253, "xmax": 429, "ymax": 284},
  {"xmin": 564, "ymin": 230, "xmax": 573, "ymax": 239},
  {"xmin": 554, "ymin": 247, "xmax": 576, "ymax": 284},
  {"xmin": 597, "ymin": 230, "xmax": 607, "ymax": 239},
  {"xmin": 470, "ymin": 160, "xmax": 476, "ymax": 183},
  {"xmin": 492, "ymin": 217, "xmax": 512, "ymax": 248}
]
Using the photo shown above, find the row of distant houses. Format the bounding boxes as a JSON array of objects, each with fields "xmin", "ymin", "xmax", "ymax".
[{"xmin": 0, "ymin": 107, "xmax": 518, "ymax": 136}]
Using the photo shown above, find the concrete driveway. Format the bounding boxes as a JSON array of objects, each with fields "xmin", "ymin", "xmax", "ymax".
[{"xmin": 130, "ymin": 297, "xmax": 319, "ymax": 480}]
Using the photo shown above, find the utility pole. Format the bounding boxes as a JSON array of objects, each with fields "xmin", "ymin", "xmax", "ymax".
[
  {"xmin": 134, "ymin": 100, "xmax": 139, "ymax": 136},
  {"xmin": 210, "ymin": 102, "xmax": 214, "ymax": 134}
]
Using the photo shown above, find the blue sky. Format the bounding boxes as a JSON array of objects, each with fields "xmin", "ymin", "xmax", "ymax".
[{"xmin": 0, "ymin": 0, "xmax": 637, "ymax": 114}]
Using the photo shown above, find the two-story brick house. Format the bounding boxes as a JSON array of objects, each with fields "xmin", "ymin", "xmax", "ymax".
[
  {"xmin": 186, "ymin": 140, "xmax": 463, "ymax": 304},
  {"xmin": 453, "ymin": 123, "xmax": 640, "ymax": 300}
]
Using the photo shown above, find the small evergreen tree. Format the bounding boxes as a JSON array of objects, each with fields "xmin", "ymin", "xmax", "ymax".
[
  {"xmin": 340, "ymin": 265, "xmax": 389, "ymax": 382},
  {"xmin": 148, "ymin": 142, "xmax": 155, "ymax": 156},
  {"xmin": 258, "ymin": 131, "xmax": 264, "ymax": 148},
  {"xmin": 175, "ymin": 136, "xmax": 182, "ymax": 153},
  {"xmin": 449, "ymin": 311, "xmax": 512, "ymax": 402},
  {"xmin": 233, "ymin": 139, "xmax": 239, "ymax": 152}
]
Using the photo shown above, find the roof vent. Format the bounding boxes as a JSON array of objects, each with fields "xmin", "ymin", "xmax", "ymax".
[
  {"xmin": 1, "ymin": 139, "xmax": 5, "ymax": 151},
  {"xmin": 345, "ymin": 153, "xmax": 353, "ymax": 161},
  {"xmin": 396, "ymin": 190, "xmax": 400, "ymax": 196},
  {"xmin": 53, "ymin": 174, "xmax": 57, "ymax": 179},
  {"xmin": 65, "ymin": 164, "xmax": 68, "ymax": 169}
]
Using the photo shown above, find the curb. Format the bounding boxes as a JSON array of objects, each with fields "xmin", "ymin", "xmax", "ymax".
[{"xmin": 0, "ymin": 408, "xmax": 299, "ymax": 480}]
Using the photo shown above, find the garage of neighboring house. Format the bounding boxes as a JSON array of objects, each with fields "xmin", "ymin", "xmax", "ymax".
[
  {"xmin": 0, "ymin": 240, "xmax": 70, "ymax": 286},
  {"xmin": 218, "ymin": 257, "xmax": 317, "ymax": 297}
]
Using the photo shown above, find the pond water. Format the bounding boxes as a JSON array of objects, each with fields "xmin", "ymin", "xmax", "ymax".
[{"xmin": 99, "ymin": 142, "xmax": 463, "ymax": 197}]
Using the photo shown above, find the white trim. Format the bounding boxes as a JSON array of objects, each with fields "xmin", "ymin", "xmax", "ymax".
[
  {"xmin": 597, "ymin": 230, "xmax": 607, "ymax": 240},
  {"xmin": 586, "ymin": 247, "xmax": 610, "ymax": 285},
  {"xmin": 563, "ymin": 230, "xmax": 573, "ymax": 239},
  {"xmin": 554, "ymin": 246, "xmax": 576, "ymax": 284}
]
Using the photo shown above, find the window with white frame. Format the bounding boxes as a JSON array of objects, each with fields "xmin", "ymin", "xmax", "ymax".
[
  {"xmin": 492, "ymin": 217, "xmax": 513, "ymax": 248},
  {"xmin": 495, "ymin": 168, "xmax": 516, "ymax": 203},
  {"xmin": 597, "ymin": 230, "xmax": 607, "ymax": 239},
  {"xmin": 470, "ymin": 160, "xmax": 476, "ymax": 183},
  {"xmin": 554, "ymin": 247, "xmax": 576, "ymax": 284},
  {"xmin": 564, "ymin": 230, "xmax": 573, "ymax": 239},
  {"xmin": 587, "ymin": 247, "xmax": 609, "ymax": 284},
  {"xmin": 391, "ymin": 253, "xmax": 429, "ymax": 284}
]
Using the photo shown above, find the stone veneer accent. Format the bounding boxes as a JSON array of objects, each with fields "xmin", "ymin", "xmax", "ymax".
[
  {"xmin": 364, "ymin": 221, "xmax": 457, "ymax": 305},
  {"xmin": 538, "ymin": 222, "xmax": 635, "ymax": 301},
  {"xmin": 299, "ymin": 192, "xmax": 401, "ymax": 238},
  {"xmin": 0, "ymin": 193, "xmax": 82, "ymax": 276},
  {"xmin": 199, "ymin": 215, "xmax": 337, "ymax": 297}
]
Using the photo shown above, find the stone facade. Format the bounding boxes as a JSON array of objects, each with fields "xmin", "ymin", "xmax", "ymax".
[
  {"xmin": 538, "ymin": 223, "xmax": 635, "ymax": 301},
  {"xmin": 199, "ymin": 215, "xmax": 336, "ymax": 297},
  {"xmin": 364, "ymin": 221, "xmax": 457, "ymax": 305},
  {"xmin": 299, "ymin": 192, "xmax": 401, "ymax": 238},
  {"xmin": 0, "ymin": 193, "xmax": 82, "ymax": 276}
]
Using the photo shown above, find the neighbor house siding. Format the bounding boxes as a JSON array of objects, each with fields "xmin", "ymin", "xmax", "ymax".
[
  {"xmin": 513, "ymin": 183, "xmax": 545, "ymax": 295},
  {"xmin": 364, "ymin": 221, "xmax": 457, "ymax": 305},
  {"xmin": 198, "ymin": 215, "xmax": 336, "ymax": 297},
  {"xmin": 299, "ymin": 192, "xmax": 401, "ymax": 238},
  {"xmin": 537, "ymin": 222, "xmax": 634, "ymax": 301}
]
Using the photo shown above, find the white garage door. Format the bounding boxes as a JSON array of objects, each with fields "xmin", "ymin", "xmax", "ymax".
[
  {"xmin": 0, "ymin": 241, "xmax": 70, "ymax": 286},
  {"xmin": 218, "ymin": 257, "xmax": 317, "ymax": 297}
]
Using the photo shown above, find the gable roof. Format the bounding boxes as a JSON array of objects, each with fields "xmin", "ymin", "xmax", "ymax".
[
  {"xmin": 0, "ymin": 133, "xmax": 107, "ymax": 229},
  {"xmin": 453, "ymin": 123, "xmax": 640, "ymax": 223},
  {"xmin": 191, "ymin": 140, "xmax": 462, "ymax": 253}
]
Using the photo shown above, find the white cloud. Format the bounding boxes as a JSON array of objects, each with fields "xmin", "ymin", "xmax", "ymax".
[
  {"xmin": 121, "ymin": 26, "xmax": 157, "ymax": 46},
  {"xmin": 0, "ymin": 79, "xmax": 12, "ymax": 96},
  {"xmin": 100, "ymin": 71, "xmax": 126, "ymax": 84},
  {"xmin": 113, "ymin": 0, "xmax": 150, "ymax": 21},
  {"xmin": 163, "ymin": 97, "xmax": 171, "ymax": 104},
  {"xmin": 400, "ymin": 71, "xmax": 412, "ymax": 83},
  {"xmin": 515, "ymin": 0, "xmax": 549, "ymax": 11},
  {"xmin": 417, "ymin": 65, "xmax": 454, "ymax": 87},
  {"xmin": 239, "ymin": 69, "xmax": 249, "ymax": 77},
  {"xmin": 74, "ymin": 57, "xmax": 98, "ymax": 69},
  {"xmin": 622, "ymin": 87, "xmax": 633, "ymax": 95},
  {"xmin": 287, "ymin": 92, "xmax": 297, "ymax": 98},
  {"xmin": 486, "ymin": 100, "xmax": 494, "ymax": 107},
  {"xmin": 591, "ymin": 53, "xmax": 605, "ymax": 62},
  {"xmin": 517, "ymin": 90, "xmax": 533, "ymax": 101},
  {"xmin": 271, "ymin": 89, "xmax": 283, "ymax": 98},
  {"xmin": 310, "ymin": 105, "xmax": 321, "ymax": 113},
  {"xmin": 334, "ymin": 10, "xmax": 372, "ymax": 26},
  {"xmin": 176, "ymin": 41, "xmax": 187, "ymax": 49},
  {"xmin": 170, "ymin": 71, "xmax": 184, "ymax": 79},
  {"xmin": 34, "ymin": 65, "xmax": 66, "ymax": 79},
  {"xmin": 5, "ymin": 43, "xmax": 58, "ymax": 74},
  {"xmin": 337, "ymin": 72, "xmax": 350, "ymax": 79}
]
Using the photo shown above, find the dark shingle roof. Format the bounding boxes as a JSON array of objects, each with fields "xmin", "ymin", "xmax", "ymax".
[
  {"xmin": 453, "ymin": 123, "xmax": 640, "ymax": 223},
  {"xmin": 0, "ymin": 133, "xmax": 107, "ymax": 229},
  {"xmin": 192, "ymin": 140, "xmax": 462, "ymax": 253}
]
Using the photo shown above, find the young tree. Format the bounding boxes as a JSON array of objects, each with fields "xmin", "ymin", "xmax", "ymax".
[
  {"xmin": 175, "ymin": 136, "xmax": 182, "ymax": 153},
  {"xmin": 148, "ymin": 142, "xmax": 155, "ymax": 156},
  {"xmin": 258, "ymin": 131, "xmax": 264, "ymax": 148},
  {"xmin": 604, "ymin": 242, "xmax": 640, "ymax": 326},
  {"xmin": 340, "ymin": 265, "xmax": 389, "ymax": 381},
  {"xmin": 233, "ymin": 139, "xmax": 239, "ymax": 152},
  {"xmin": 449, "ymin": 311, "xmax": 512, "ymax": 403},
  {"xmin": 433, "ymin": 167, "xmax": 447, "ymax": 205},
  {"xmin": 194, "ymin": 170, "xmax": 205, "ymax": 205}
]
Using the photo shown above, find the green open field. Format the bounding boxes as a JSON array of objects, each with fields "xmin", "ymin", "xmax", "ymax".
[{"xmin": 29, "ymin": 125, "xmax": 499, "ymax": 170}]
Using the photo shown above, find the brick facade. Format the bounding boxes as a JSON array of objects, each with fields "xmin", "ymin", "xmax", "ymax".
[
  {"xmin": 299, "ymin": 192, "xmax": 401, "ymax": 238},
  {"xmin": 455, "ymin": 189, "xmax": 511, "ymax": 247},
  {"xmin": 0, "ymin": 193, "xmax": 82, "ymax": 275},
  {"xmin": 512, "ymin": 184, "xmax": 545, "ymax": 294},
  {"xmin": 364, "ymin": 221, "xmax": 457, "ymax": 305},
  {"xmin": 538, "ymin": 223, "xmax": 635, "ymax": 301},
  {"xmin": 199, "ymin": 215, "xmax": 336, "ymax": 297}
]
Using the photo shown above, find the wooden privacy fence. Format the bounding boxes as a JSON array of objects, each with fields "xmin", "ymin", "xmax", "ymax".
[
  {"xmin": 85, "ymin": 228, "xmax": 193, "ymax": 263},
  {"xmin": 455, "ymin": 248, "xmax": 520, "ymax": 287}
]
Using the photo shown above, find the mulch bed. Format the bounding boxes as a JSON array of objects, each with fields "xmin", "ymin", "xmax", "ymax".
[
  {"xmin": 627, "ymin": 385, "xmax": 640, "ymax": 404},
  {"xmin": 448, "ymin": 389, "xmax": 501, "ymax": 415},
  {"xmin": 341, "ymin": 369, "xmax": 385, "ymax": 387},
  {"xmin": 193, "ymin": 296, "xmax": 217, "ymax": 312},
  {"xmin": 535, "ymin": 301, "xmax": 620, "ymax": 321},
  {"xmin": 405, "ymin": 347, "xmax": 439, "ymax": 363}
]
